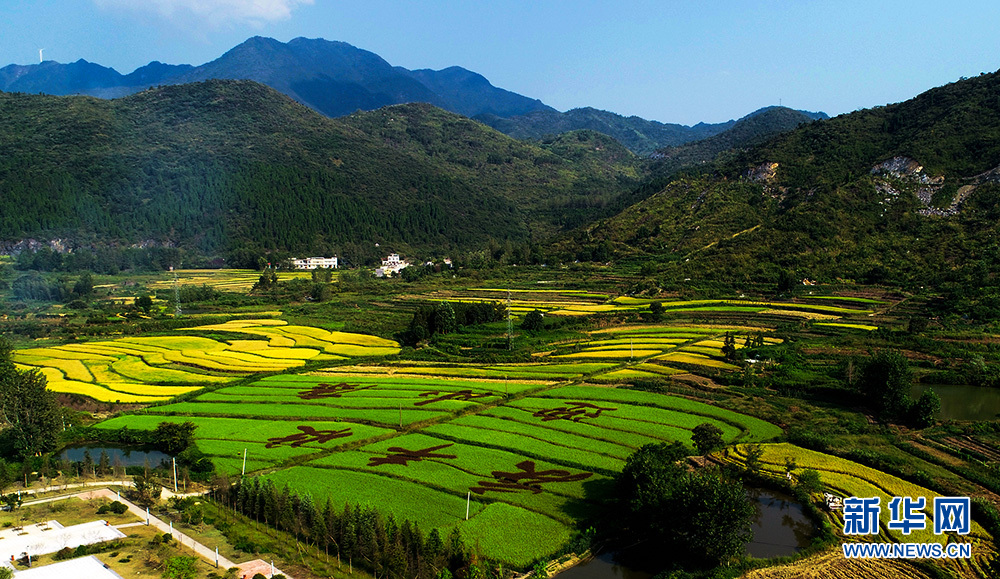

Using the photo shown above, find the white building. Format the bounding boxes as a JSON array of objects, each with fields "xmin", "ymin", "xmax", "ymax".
[
  {"xmin": 292, "ymin": 257, "xmax": 338, "ymax": 270},
  {"xmin": 375, "ymin": 253, "xmax": 409, "ymax": 278}
]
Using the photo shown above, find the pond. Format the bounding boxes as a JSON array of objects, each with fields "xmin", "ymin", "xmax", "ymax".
[
  {"xmin": 912, "ymin": 383, "xmax": 1000, "ymax": 421},
  {"xmin": 558, "ymin": 488, "xmax": 816, "ymax": 579},
  {"xmin": 555, "ymin": 553, "xmax": 652, "ymax": 579},
  {"xmin": 59, "ymin": 445, "xmax": 172, "ymax": 468},
  {"xmin": 746, "ymin": 488, "xmax": 816, "ymax": 558}
]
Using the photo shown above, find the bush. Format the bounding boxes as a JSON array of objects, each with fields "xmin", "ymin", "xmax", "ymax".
[{"xmin": 96, "ymin": 501, "xmax": 129, "ymax": 515}]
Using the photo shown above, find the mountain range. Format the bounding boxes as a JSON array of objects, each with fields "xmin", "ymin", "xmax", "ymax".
[
  {"xmin": 561, "ymin": 69, "xmax": 1000, "ymax": 294},
  {"xmin": 0, "ymin": 80, "xmax": 643, "ymax": 265},
  {"xmin": 0, "ymin": 36, "xmax": 823, "ymax": 154}
]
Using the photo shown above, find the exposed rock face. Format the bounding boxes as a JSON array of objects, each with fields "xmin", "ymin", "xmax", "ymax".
[
  {"xmin": 869, "ymin": 156, "xmax": 958, "ymax": 216},
  {"xmin": 747, "ymin": 162, "xmax": 779, "ymax": 184}
]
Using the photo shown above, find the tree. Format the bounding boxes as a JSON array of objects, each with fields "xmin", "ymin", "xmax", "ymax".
[
  {"xmin": 136, "ymin": 295, "xmax": 154, "ymax": 313},
  {"xmin": 432, "ymin": 301, "xmax": 457, "ymax": 335},
  {"xmin": 130, "ymin": 469, "xmax": 162, "ymax": 508},
  {"xmin": 670, "ymin": 471, "xmax": 755, "ymax": 568},
  {"xmin": 909, "ymin": 388, "xmax": 940, "ymax": 428},
  {"xmin": 615, "ymin": 443, "xmax": 754, "ymax": 569},
  {"xmin": 743, "ymin": 443, "xmax": 764, "ymax": 476},
  {"xmin": 0, "ymin": 339, "xmax": 61, "ymax": 459},
  {"xmin": 720, "ymin": 332, "xmax": 737, "ymax": 361},
  {"xmin": 153, "ymin": 421, "xmax": 197, "ymax": 454},
  {"xmin": 691, "ymin": 423, "xmax": 724, "ymax": 455},
  {"xmin": 521, "ymin": 310, "xmax": 544, "ymax": 333},
  {"xmin": 858, "ymin": 349, "xmax": 912, "ymax": 419},
  {"xmin": 795, "ymin": 469, "xmax": 823, "ymax": 494}
]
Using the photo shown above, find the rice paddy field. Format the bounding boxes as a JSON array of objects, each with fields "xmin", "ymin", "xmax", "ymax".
[
  {"xmin": 100, "ymin": 368, "xmax": 782, "ymax": 566},
  {"xmin": 143, "ymin": 269, "xmax": 317, "ymax": 293},
  {"xmin": 409, "ymin": 288, "xmax": 882, "ymax": 324},
  {"xmin": 543, "ymin": 324, "xmax": 783, "ymax": 374},
  {"xmin": 724, "ymin": 443, "xmax": 992, "ymax": 545},
  {"xmin": 16, "ymin": 279, "xmax": 927, "ymax": 570},
  {"xmin": 12, "ymin": 319, "xmax": 399, "ymax": 403}
]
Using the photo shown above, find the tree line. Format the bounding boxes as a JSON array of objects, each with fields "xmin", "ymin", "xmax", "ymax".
[{"xmin": 224, "ymin": 476, "xmax": 493, "ymax": 579}]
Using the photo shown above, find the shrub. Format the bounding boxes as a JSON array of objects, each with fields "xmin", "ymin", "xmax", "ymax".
[{"xmin": 97, "ymin": 501, "xmax": 129, "ymax": 515}]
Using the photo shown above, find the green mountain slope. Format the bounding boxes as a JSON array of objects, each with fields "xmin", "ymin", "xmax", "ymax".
[
  {"xmin": 561, "ymin": 70, "xmax": 1000, "ymax": 292},
  {"xmin": 477, "ymin": 106, "xmax": 827, "ymax": 156},
  {"xmin": 0, "ymin": 80, "xmax": 643, "ymax": 263},
  {"xmin": 651, "ymin": 106, "xmax": 822, "ymax": 175}
]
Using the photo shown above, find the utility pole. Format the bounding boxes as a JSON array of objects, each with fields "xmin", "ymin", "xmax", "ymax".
[
  {"xmin": 171, "ymin": 266, "xmax": 181, "ymax": 316},
  {"xmin": 506, "ymin": 290, "xmax": 513, "ymax": 350}
]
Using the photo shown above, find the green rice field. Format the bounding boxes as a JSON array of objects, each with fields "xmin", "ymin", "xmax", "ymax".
[{"xmin": 104, "ymin": 367, "xmax": 781, "ymax": 566}]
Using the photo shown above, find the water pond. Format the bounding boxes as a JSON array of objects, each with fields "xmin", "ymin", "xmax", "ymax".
[
  {"xmin": 558, "ymin": 488, "xmax": 815, "ymax": 579},
  {"xmin": 556, "ymin": 553, "xmax": 652, "ymax": 579},
  {"xmin": 746, "ymin": 488, "xmax": 816, "ymax": 558},
  {"xmin": 912, "ymin": 383, "xmax": 1000, "ymax": 421},
  {"xmin": 59, "ymin": 445, "xmax": 172, "ymax": 467}
]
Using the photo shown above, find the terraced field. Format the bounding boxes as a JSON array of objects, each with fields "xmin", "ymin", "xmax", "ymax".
[
  {"xmin": 410, "ymin": 289, "xmax": 880, "ymax": 324},
  {"xmin": 724, "ymin": 443, "xmax": 993, "ymax": 545},
  {"xmin": 13, "ymin": 320, "xmax": 399, "ymax": 403},
  {"xmin": 545, "ymin": 324, "xmax": 781, "ymax": 374},
  {"xmin": 144, "ymin": 269, "xmax": 316, "ymax": 293}
]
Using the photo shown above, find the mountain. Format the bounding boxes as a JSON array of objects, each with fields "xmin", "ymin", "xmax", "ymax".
[
  {"xmin": 560, "ymin": 69, "xmax": 1000, "ymax": 294},
  {"xmin": 0, "ymin": 59, "xmax": 123, "ymax": 95},
  {"xmin": 476, "ymin": 106, "xmax": 827, "ymax": 156},
  {"xmin": 0, "ymin": 80, "xmax": 643, "ymax": 263},
  {"xmin": 649, "ymin": 106, "xmax": 827, "ymax": 175},
  {"xmin": 0, "ymin": 37, "xmax": 552, "ymax": 120}
]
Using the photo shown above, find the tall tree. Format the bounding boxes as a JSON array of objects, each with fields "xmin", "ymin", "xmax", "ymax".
[
  {"xmin": 0, "ymin": 339, "xmax": 61, "ymax": 459},
  {"xmin": 858, "ymin": 349, "xmax": 913, "ymax": 419},
  {"xmin": 614, "ymin": 442, "xmax": 754, "ymax": 570}
]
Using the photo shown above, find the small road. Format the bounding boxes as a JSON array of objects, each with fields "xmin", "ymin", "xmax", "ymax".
[
  {"xmin": 77, "ymin": 488, "xmax": 238, "ymax": 569},
  {"xmin": 22, "ymin": 485, "xmax": 236, "ymax": 570}
]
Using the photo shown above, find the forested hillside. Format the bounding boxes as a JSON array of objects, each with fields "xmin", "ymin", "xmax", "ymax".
[
  {"xmin": 0, "ymin": 80, "xmax": 644, "ymax": 265},
  {"xmin": 561, "ymin": 70, "xmax": 1000, "ymax": 308}
]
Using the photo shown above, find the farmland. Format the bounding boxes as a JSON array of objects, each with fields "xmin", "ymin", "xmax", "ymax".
[
  {"xmin": 11, "ymin": 319, "xmax": 400, "ymax": 402},
  {"xmin": 100, "ymin": 360, "xmax": 782, "ymax": 565},
  {"xmin": 7, "ymin": 268, "xmax": 999, "ymax": 578}
]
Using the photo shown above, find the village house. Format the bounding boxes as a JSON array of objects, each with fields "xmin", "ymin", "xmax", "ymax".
[
  {"xmin": 375, "ymin": 253, "xmax": 409, "ymax": 277},
  {"xmin": 292, "ymin": 256, "xmax": 338, "ymax": 270}
]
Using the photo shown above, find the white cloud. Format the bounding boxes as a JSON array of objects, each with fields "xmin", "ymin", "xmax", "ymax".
[{"xmin": 94, "ymin": 0, "xmax": 313, "ymax": 26}]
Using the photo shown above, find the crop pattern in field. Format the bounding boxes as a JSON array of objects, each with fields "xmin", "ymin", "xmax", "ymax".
[{"xmin": 109, "ymin": 373, "xmax": 781, "ymax": 566}]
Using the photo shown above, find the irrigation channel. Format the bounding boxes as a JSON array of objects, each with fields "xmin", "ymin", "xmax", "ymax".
[
  {"xmin": 912, "ymin": 383, "xmax": 1000, "ymax": 421},
  {"xmin": 59, "ymin": 444, "xmax": 173, "ymax": 467},
  {"xmin": 558, "ymin": 489, "xmax": 815, "ymax": 578}
]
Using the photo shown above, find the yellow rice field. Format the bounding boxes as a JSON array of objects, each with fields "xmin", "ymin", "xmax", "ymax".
[{"xmin": 13, "ymin": 319, "xmax": 400, "ymax": 403}]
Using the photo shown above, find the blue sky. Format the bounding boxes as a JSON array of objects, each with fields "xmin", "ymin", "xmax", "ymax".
[{"xmin": 2, "ymin": 0, "xmax": 998, "ymax": 125}]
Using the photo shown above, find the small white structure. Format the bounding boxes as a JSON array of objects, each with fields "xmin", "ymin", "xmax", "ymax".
[
  {"xmin": 292, "ymin": 257, "xmax": 338, "ymax": 270},
  {"xmin": 0, "ymin": 520, "xmax": 125, "ymax": 562},
  {"xmin": 375, "ymin": 254, "xmax": 409, "ymax": 278},
  {"xmin": 11, "ymin": 555, "xmax": 125, "ymax": 579}
]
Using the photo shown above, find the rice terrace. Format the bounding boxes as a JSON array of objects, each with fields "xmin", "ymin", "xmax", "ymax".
[{"xmin": 5, "ymin": 258, "xmax": 1000, "ymax": 579}]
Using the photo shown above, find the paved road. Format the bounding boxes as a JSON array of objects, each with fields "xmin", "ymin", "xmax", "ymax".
[
  {"xmin": 78, "ymin": 488, "xmax": 238, "ymax": 569},
  {"xmin": 22, "ymin": 485, "xmax": 235, "ymax": 570},
  {"xmin": 21, "ymin": 484, "xmax": 293, "ymax": 577}
]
